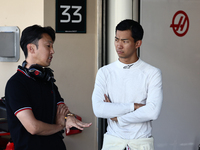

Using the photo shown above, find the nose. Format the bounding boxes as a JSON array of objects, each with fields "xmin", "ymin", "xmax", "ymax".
[
  {"xmin": 115, "ymin": 40, "xmax": 123, "ymax": 49},
  {"xmin": 51, "ymin": 47, "xmax": 55, "ymax": 54}
]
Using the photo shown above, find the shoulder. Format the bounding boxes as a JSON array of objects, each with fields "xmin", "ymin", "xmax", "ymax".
[
  {"xmin": 96, "ymin": 62, "xmax": 117, "ymax": 78},
  {"xmin": 94, "ymin": 62, "xmax": 117, "ymax": 80},
  {"xmin": 6, "ymin": 71, "xmax": 30, "ymax": 92},
  {"xmin": 6, "ymin": 72, "xmax": 21, "ymax": 86},
  {"xmin": 7, "ymin": 71, "xmax": 25, "ymax": 84},
  {"xmin": 98, "ymin": 61, "xmax": 117, "ymax": 72},
  {"xmin": 139, "ymin": 60, "xmax": 161, "ymax": 76}
]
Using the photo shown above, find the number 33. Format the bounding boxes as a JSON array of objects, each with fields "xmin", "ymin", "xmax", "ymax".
[{"xmin": 60, "ymin": 5, "xmax": 82, "ymax": 23}]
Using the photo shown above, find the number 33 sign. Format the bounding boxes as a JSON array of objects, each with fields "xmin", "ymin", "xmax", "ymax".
[{"xmin": 56, "ymin": 0, "xmax": 86, "ymax": 33}]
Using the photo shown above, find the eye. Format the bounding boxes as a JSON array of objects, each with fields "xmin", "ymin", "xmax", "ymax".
[
  {"xmin": 123, "ymin": 40, "xmax": 129, "ymax": 43},
  {"xmin": 47, "ymin": 44, "xmax": 53, "ymax": 48}
]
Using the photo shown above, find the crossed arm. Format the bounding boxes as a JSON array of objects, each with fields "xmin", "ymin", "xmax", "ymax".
[
  {"xmin": 16, "ymin": 104, "xmax": 92, "ymax": 136},
  {"xmin": 92, "ymin": 67, "xmax": 163, "ymax": 126},
  {"xmin": 103, "ymin": 94, "xmax": 145, "ymax": 122}
]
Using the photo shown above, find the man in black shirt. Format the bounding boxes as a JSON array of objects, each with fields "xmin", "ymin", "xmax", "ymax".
[{"xmin": 5, "ymin": 25, "xmax": 92, "ymax": 150}]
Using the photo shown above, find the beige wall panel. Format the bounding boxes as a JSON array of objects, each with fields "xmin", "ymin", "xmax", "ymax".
[
  {"xmin": 44, "ymin": 0, "xmax": 97, "ymax": 149},
  {"xmin": 0, "ymin": 0, "xmax": 44, "ymax": 97},
  {"xmin": 0, "ymin": 0, "xmax": 98, "ymax": 149}
]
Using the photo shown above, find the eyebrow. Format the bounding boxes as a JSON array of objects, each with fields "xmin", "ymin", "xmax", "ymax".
[
  {"xmin": 47, "ymin": 40, "xmax": 53, "ymax": 44},
  {"xmin": 115, "ymin": 37, "xmax": 129, "ymax": 41}
]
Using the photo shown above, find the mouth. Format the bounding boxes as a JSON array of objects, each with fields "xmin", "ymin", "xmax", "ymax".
[
  {"xmin": 49, "ymin": 56, "xmax": 53, "ymax": 61},
  {"xmin": 117, "ymin": 50, "xmax": 123, "ymax": 54}
]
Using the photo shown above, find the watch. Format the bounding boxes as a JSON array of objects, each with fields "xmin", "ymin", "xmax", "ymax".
[{"xmin": 65, "ymin": 113, "xmax": 75, "ymax": 120}]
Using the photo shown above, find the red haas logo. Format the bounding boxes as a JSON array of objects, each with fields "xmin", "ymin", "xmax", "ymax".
[{"xmin": 170, "ymin": 10, "xmax": 189, "ymax": 37}]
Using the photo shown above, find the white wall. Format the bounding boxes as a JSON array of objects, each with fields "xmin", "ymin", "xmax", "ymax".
[
  {"xmin": 107, "ymin": 0, "xmax": 133, "ymax": 64},
  {"xmin": 106, "ymin": 0, "xmax": 200, "ymax": 149},
  {"xmin": 140, "ymin": 0, "xmax": 200, "ymax": 149}
]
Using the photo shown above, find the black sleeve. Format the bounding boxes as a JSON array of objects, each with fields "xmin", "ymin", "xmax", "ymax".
[
  {"xmin": 53, "ymin": 83, "xmax": 65, "ymax": 105},
  {"xmin": 5, "ymin": 78, "xmax": 32, "ymax": 116}
]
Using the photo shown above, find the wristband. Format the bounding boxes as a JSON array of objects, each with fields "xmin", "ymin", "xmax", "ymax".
[{"xmin": 65, "ymin": 113, "xmax": 75, "ymax": 120}]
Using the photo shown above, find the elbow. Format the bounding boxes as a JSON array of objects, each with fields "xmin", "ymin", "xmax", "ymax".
[
  {"xmin": 151, "ymin": 114, "xmax": 159, "ymax": 121},
  {"xmin": 145, "ymin": 106, "xmax": 161, "ymax": 121},
  {"xmin": 92, "ymin": 101, "xmax": 104, "ymax": 118},
  {"xmin": 92, "ymin": 104, "xmax": 105, "ymax": 118},
  {"xmin": 93, "ymin": 109, "xmax": 103, "ymax": 118},
  {"xmin": 146, "ymin": 103, "xmax": 162, "ymax": 121},
  {"xmin": 30, "ymin": 128, "xmax": 40, "ymax": 135},
  {"xmin": 28, "ymin": 129, "xmax": 38, "ymax": 135},
  {"xmin": 26, "ymin": 124, "xmax": 40, "ymax": 135},
  {"xmin": 29, "ymin": 130, "xmax": 37, "ymax": 135},
  {"xmin": 147, "ymin": 111, "xmax": 160, "ymax": 121}
]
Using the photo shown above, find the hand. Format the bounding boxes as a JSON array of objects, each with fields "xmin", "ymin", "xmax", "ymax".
[
  {"xmin": 56, "ymin": 104, "xmax": 69, "ymax": 127},
  {"xmin": 104, "ymin": 94, "xmax": 111, "ymax": 103},
  {"xmin": 65, "ymin": 116, "xmax": 92, "ymax": 134},
  {"xmin": 134, "ymin": 103, "xmax": 145, "ymax": 110},
  {"xmin": 111, "ymin": 117, "xmax": 118, "ymax": 122}
]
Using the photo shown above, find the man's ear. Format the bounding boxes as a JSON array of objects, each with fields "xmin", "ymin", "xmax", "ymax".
[
  {"xmin": 136, "ymin": 40, "xmax": 142, "ymax": 49},
  {"xmin": 27, "ymin": 44, "xmax": 36, "ymax": 54}
]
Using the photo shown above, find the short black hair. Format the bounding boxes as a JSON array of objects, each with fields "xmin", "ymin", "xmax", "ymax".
[
  {"xmin": 116, "ymin": 19, "xmax": 144, "ymax": 42},
  {"xmin": 20, "ymin": 25, "xmax": 55, "ymax": 58}
]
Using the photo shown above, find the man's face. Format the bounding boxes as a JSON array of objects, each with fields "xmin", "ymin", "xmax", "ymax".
[
  {"xmin": 115, "ymin": 30, "xmax": 139, "ymax": 63},
  {"xmin": 34, "ymin": 33, "xmax": 54, "ymax": 67}
]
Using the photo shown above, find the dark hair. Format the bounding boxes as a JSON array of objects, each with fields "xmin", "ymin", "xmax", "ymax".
[
  {"xmin": 116, "ymin": 19, "xmax": 144, "ymax": 42},
  {"xmin": 20, "ymin": 25, "xmax": 55, "ymax": 58}
]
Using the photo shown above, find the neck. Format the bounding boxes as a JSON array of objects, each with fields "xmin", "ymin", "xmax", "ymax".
[
  {"xmin": 119, "ymin": 57, "xmax": 139, "ymax": 64},
  {"xmin": 24, "ymin": 59, "xmax": 35, "ymax": 69}
]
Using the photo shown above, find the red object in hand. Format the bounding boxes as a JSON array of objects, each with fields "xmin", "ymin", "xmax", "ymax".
[{"xmin": 65, "ymin": 115, "xmax": 82, "ymax": 136}]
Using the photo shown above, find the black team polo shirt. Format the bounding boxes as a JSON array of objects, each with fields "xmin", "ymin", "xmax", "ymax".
[{"xmin": 5, "ymin": 66, "xmax": 66, "ymax": 150}]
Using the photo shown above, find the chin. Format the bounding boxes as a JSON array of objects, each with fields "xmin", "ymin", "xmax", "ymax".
[
  {"xmin": 47, "ymin": 63, "xmax": 51, "ymax": 67},
  {"xmin": 45, "ymin": 62, "xmax": 51, "ymax": 67},
  {"xmin": 40, "ymin": 64, "xmax": 49, "ymax": 67},
  {"xmin": 45, "ymin": 64, "xmax": 50, "ymax": 67}
]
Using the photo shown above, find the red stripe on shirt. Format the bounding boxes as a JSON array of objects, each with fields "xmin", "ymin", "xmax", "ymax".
[
  {"xmin": 14, "ymin": 107, "xmax": 32, "ymax": 116},
  {"xmin": 57, "ymin": 102, "xmax": 65, "ymax": 106}
]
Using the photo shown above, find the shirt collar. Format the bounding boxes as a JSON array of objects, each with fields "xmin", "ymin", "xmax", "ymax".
[
  {"xmin": 17, "ymin": 65, "xmax": 34, "ymax": 80},
  {"xmin": 116, "ymin": 58, "xmax": 141, "ymax": 69}
]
